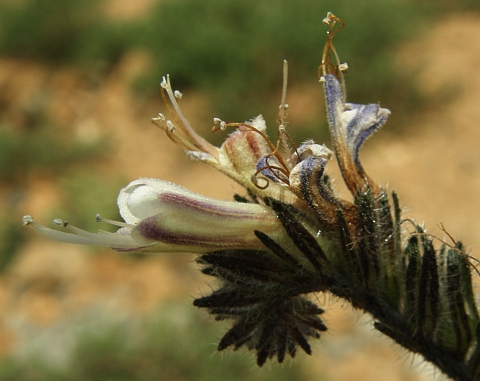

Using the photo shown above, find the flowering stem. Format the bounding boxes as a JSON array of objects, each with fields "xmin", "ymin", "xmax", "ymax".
[{"xmin": 195, "ymin": 188, "xmax": 479, "ymax": 380}]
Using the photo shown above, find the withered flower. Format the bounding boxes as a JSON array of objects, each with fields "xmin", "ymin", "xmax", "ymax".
[{"xmin": 23, "ymin": 13, "xmax": 480, "ymax": 381}]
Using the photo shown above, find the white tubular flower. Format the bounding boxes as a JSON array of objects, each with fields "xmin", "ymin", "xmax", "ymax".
[{"xmin": 24, "ymin": 179, "xmax": 283, "ymax": 254}]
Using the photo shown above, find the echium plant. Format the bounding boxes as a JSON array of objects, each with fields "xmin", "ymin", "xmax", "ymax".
[{"xmin": 23, "ymin": 13, "xmax": 480, "ymax": 381}]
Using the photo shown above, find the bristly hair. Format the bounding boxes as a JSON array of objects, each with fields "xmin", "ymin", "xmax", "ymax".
[
  {"xmin": 192, "ymin": 14, "xmax": 480, "ymax": 379},
  {"xmin": 194, "ymin": 187, "xmax": 480, "ymax": 380}
]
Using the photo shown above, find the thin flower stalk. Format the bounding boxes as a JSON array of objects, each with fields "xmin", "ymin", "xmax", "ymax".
[{"xmin": 23, "ymin": 12, "xmax": 480, "ymax": 381}]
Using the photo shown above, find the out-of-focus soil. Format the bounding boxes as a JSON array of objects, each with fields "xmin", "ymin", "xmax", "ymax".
[
  {"xmin": 0, "ymin": 11, "xmax": 479, "ymax": 381},
  {"xmin": 363, "ymin": 13, "xmax": 480, "ymax": 259}
]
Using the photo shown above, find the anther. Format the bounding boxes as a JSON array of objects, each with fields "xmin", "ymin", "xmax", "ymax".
[
  {"xmin": 213, "ymin": 118, "xmax": 227, "ymax": 131},
  {"xmin": 166, "ymin": 120, "xmax": 176, "ymax": 132},
  {"xmin": 96, "ymin": 214, "xmax": 133, "ymax": 228},
  {"xmin": 160, "ymin": 77, "xmax": 168, "ymax": 89},
  {"xmin": 339, "ymin": 62, "xmax": 348, "ymax": 73},
  {"xmin": 53, "ymin": 219, "xmax": 69, "ymax": 228},
  {"xmin": 22, "ymin": 215, "xmax": 33, "ymax": 226},
  {"xmin": 323, "ymin": 12, "xmax": 333, "ymax": 25}
]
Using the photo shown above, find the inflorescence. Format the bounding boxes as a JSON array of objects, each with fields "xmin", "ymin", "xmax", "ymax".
[{"xmin": 23, "ymin": 12, "xmax": 480, "ymax": 381}]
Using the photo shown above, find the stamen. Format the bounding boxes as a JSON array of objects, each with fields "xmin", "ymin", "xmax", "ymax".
[
  {"xmin": 254, "ymin": 163, "xmax": 290, "ymax": 186},
  {"xmin": 22, "ymin": 215, "xmax": 34, "ymax": 226},
  {"xmin": 160, "ymin": 75, "xmax": 218, "ymax": 158},
  {"xmin": 96, "ymin": 214, "xmax": 134, "ymax": 229},
  {"xmin": 53, "ymin": 219, "xmax": 68, "ymax": 227},
  {"xmin": 163, "ymin": 122, "xmax": 200, "ymax": 152},
  {"xmin": 166, "ymin": 120, "xmax": 176, "ymax": 132},
  {"xmin": 251, "ymin": 176, "xmax": 269, "ymax": 190},
  {"xmin": 278, "ymin": 60, "xmax": 289, "ymax": 127},
  {"xmin": 338, "ymin": 62, "xmax": 348, "ymax": 73},
  {"xmin": 212, "ymin": 118, "xmax": 227, "ymax": 132},
  {"xmin": 278, "ymin": 125, "xmax": 299, "ymax": 170},
  {"xmin": 153, "ymin": 117, "xmax": 198, "ymax": 152},
  {"xmin": 58, "ymin": 219, "xmax": 139, "ymax": 246},
  {"xmin": 22, "ymin": 215, "xmax": 140, "ymax": 248},
  {"xmin": 319, "ymin": 12, "xmax": 347, "ymax": 102},
  {"xmin": 322, "ymin": 11, "xmax": 334, "ymax": 25},
  {"xmin": 277, "ymin": 60, "xmax": 296, "ymax": 169},
  {"xmin": 174, "ymin": 90, "xmax": 183, "ymax": 99}
]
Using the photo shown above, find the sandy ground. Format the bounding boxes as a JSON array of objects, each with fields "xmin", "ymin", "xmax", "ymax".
[{"xmin": 0, "ymin": 11, "xmax": 479, "ymax": 381}]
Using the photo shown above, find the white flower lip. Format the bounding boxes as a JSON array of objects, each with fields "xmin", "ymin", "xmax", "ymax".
[{"xmin": 117, "ymin": 178, "xmax": 183, "ymax": 224}]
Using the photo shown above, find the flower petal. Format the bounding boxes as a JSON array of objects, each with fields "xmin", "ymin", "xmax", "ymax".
[
  {"xmin": 323, "ymin": 74, "xmax": 390, "ymax": 194},
  {"xmin": 123, "ymin": 178, "xmax": 284, "ymax": 253},
  {"xmin": 289, "ymin": 142, "xmax": 356, "ymax": 227}
]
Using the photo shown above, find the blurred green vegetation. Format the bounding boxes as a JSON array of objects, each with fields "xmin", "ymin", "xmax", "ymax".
[
  {"xmin": 0, "ymin": 0, "xmax": 478, "ymax": 134},
  {"xmin": 0, "ymin": 126, "xmax": 106, "ymax": 183},
  {"xmin": 0, "ymin": 0, "xmax": 131, "ymax": 69},
  {"xmin": 0, "ymin": 124, "xmax": 110, "ymax": 270},
  {"xmin": 52, "ymin": 172, "xmax": 123, "ymax": 234},
  {"xmin": 0, "ymin": 124, "xmax": 111, "ymax": 270},
  {"xmin": 137, "ymin": 0, "xmax": 417, "ymax": 118},
  {"xmin": 0, "ymin": 214, "xmax": 26, "ymax": 272},
  {"xmin": 0, "ymin": 304, "xmax": 315, "ymax": 381}
]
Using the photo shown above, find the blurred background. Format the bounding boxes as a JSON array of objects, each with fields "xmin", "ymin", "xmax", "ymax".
[{"xmin": 1, "ymin": 0, "xmax": 480, "ymax": 380}]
